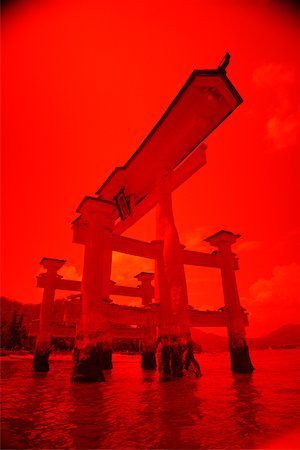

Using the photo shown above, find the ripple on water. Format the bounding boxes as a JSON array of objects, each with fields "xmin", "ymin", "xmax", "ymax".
[{"xmin": 1, "ymin": 350, "xmax": 300, "ymax": 449}]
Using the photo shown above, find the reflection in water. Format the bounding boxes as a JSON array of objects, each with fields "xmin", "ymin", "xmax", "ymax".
[
  {"xmin": 231, "ymin": 373, "xmax": 263, "ymax": 447},
  {"xmin": 1, "ymin": 350, "xmax": 300, "ymax": 449},
  {"xmin": 156, "ymin": 378, "xmax": 204, "ymax": 449},
  {"xmin": 66, "ymin": 383, "xmax": 107, "ymax": 449}
]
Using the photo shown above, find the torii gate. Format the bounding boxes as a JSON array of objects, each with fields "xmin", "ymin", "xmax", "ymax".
[{"xmin": 33, "ymin": 55, "xmax": 254, "ymax": 381}]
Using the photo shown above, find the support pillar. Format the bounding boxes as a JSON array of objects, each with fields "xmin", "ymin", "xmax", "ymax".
[
  {"xmin": 33, "ymin": 258, "xmax": 66, "ymax": 372},
  {"xmin": 204, "ymin": 230, "xmax": 254, "ymax": 373},
  {"xmin": 155, "ymin": 174, "xmax": 201, "ymax": 380},
  {"xmin": 71, "ymin": 197, "xmax": 115, "ymax": 383},
  {"xmin": 135, "ymin": 272, "xmax": 157, "ymax": 369}
]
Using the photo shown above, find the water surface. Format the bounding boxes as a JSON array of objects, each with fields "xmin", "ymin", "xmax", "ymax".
[{"xmin": 1, "ymin": 350, "xmax": 300, "ymax": 449}]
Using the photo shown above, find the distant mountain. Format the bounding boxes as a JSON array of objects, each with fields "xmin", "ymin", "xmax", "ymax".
[
  {"xmin": 249, "ymin": 324, "xmax": 300, "ymax": 349},
  {"xmin": 1, "ymin": 297, "xmax": 300, "ymax": 352},
  {"xmin": 191, "ymin": 328, "xmax": 228, "ymax": 352},
  {"xmin": 191, "ymin": 324, "xmax": 300, "ymax": 352},
  {"xmin": 0, "ymin": 297, "xmax": 40, "ymax": 327},
  {"xmin": 1, "ymin": 297, "xmax": 40, "ymax": 349}
]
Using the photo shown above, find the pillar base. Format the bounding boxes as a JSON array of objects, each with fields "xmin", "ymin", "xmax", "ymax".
[
  {"xmin": 141, "ymin": 351, "xmax": 157, "ymax": 370},
  {"xmin": 33, "ymin": 343, "xmax": 51, "ymax": 372},
  {"xmin": 102, "ymin": 348, "xmax": 113, "ymax": 370},
  {"xmin": 229, "ymin": 336, "xmax": 254, "ymax": 373},
  {"xmin": 157, "ymin": 337, "xmax": 201, "ymax": 381},
  {"xmin": 71, "ymin": 343, "xmax": 105, "ymax": 383},
  {"xmin": 183, "ymin": 340, "xmax": 202, "ymax": 377},
  {"xmin": 160, "ymin": 343, "xmax": 172, "ymax": 381}
]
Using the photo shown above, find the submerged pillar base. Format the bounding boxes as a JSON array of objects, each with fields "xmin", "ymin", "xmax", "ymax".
[
  {"xmin": 71, "ymin": 342, "xmax": 106, "ymax": 383},
  {"xmin": 229, "ymin": 335, "xmax": 254, "ymax": 373},
  {"xmin": 157, "ymin": 337, "xmax": 201, "ymax": 381},
  {"xmin": 141, "ymin": 351, "xmax": 157, "ymax": 370},
  {"xmin": 102, "ymin": 348, "xmax": 113, "ymax": 370},
  {"xmin": 183, "ymin": 341, "xmax": 201, "ymax": 377},
  {"xmin": 33, "ymin": 343, "xmax": 51, "ymax": 372}
]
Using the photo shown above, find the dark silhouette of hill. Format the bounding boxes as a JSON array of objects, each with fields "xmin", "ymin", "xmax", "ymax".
[
  {"xmin": 191, "ymin": 324, "xmax": 300, "ymax": 352},
  {"xmin": 191, "ymin": 328, "xmax": 228, "ymax": 352},
  {"xmin": 1, "ymin": 297, "xmax": 40, "ymax": 326},
  {"xmin": 1, "ymin": 297, "xmax": 40, "ymax": 347},
  {"xmin": 1, "ymin": 297, "xmax": 300, "ymax": 352},
  {"xmin": 249, "ymin": 324, "xmax": 300, "ymax": 349}
]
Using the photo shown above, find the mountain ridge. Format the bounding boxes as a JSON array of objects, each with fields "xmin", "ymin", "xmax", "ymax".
[
  {"xmin": 191, "ymin": 323, "xmax": 300, "ymax": 352},
  {"xmin": 1, "ymin": 297, "xmax": 299, "ymax": 352}
]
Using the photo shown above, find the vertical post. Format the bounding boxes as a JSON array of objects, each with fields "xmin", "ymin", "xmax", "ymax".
[
  {"xmin": 33, "ymin": 258, "xmax": 66, "ymax": 372},
  {"xmin": 71, "ymin": 197, "xmax": 115, "ymax": 383},
  {"xmin": 63, "ymin": 294, "xmax": 81, "ymax": 326},
  {"xmin": 204, "ymin": 230, "xmax": 254, "ymax": 373},
  {"xmin": 155, "ymin": 173, "xmax": 201, "ymax": 380},
  {"xmin": 134, "ymin": 272, "xmax": 157, "ymax": 369},
  {"xmin": 134, "ymin": 272, "xmax": 154, "ymax": 307},
  {"xmin": 152, "ymin": 240, "xmax": 170, "ymax": 335}
]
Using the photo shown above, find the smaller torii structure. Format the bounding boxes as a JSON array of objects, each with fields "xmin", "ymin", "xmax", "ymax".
[{"xmin": 33, "ymin": 55, "xmax": 254, "ymax": 381}]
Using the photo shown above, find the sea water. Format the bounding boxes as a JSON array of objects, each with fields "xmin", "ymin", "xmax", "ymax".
[{"xmin": 1, "ymin": 349, "xmax": 300, "ymax": 449}]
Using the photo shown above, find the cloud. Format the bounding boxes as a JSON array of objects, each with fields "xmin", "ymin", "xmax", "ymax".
[
  {"xmin": 236, "ymin": 240, "xmax": 261, "ymax": 253},
  {"xmin": 253, "ymin": 63, "xmax": 296, "ymax": 87},
  {"xmin": 111, "ymin": 252, "xmax": 154, "ymax": 305},
  {"xmin": 266, "ymin": 114, "xmax": 299, "ymax": 149},
  {"xmin": 253, "ymin": 63, "xmax": 299, "ymax": 150},
  {"xmin": 249, "ymin": 263, "xmax": 300, "ymax": 305},
  {"xmin": 181, "ymin": 227, "xmax": 214, "ymax": 251},
  {"xmin": 266, "ymin": 116, "xmax": 299, "ymax": 150},
  {"xmin": 243, "ymin": 263, "xmax": 300, "ymax": 335},
  {"xmin": 59, "ymin": 264, "xmax": 82, "ymax": 281},
  {"xmin": 111, "ymin": 252, "xmax": 154, "ymax": 286},
  {"xmin": 38, "ymin": 263, "xmax": 82, "ymax": 281},
  {"xmin": 110, "ymin": 295, "xmax": 141, "ymax": 307}
]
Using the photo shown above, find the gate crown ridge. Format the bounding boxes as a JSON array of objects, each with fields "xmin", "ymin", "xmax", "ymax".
[
  {"xmin": 94, "ymin": 64, "xmax": 242, "ymax": 209},
  {"xmin": 76, "ymin": 196, "xmax": 116, "ymax": 216},
  {"xmin": 71, "ymin": 215, "xmax": 83, "ymax": 225},
  {"xmin": 40, "ymin": 258, "xmax": 66, "ymax": 270},
  {"xmin": 204, "ymin": 229, "xmax": 241, "ymax": 246},
  {"xmin": 134, "ymin": 272, "xmax": 154, "ymax": 281}
]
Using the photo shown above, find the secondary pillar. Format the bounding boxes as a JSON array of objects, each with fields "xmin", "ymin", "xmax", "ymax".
[
  {"xmin": 204, "ymin": 230, "xmax": 254, "ymax": 373},
  {"xmin": 71, "ymin": 197, "xmax": 115, "ymax": 383},
  {"xmin": 155, "ymin": 173, "xmax": 201, "ymax": 380},
  {"xmin": 33, "ymin": 258, "xmax": 66, "ymax": 372},
  {"xmin": 135, "ymin": 272, "xmax": 157, "ymax": 369}
]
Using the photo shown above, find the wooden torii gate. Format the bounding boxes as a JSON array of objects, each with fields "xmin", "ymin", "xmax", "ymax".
[{"xmin": 34, "ymin": 55, "xmax": 254, "ymax": 381}]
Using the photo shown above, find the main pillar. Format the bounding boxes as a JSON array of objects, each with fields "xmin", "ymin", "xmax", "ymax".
[
  {"xmin": 33, "ymin": 258, "xmax": 66, "ymax": 372},
  {"xmin": 135, "ymin": 272, "xmax": 157, "ymax": 369},
  {"xmin": 71, "ymin": 197, "xmax": 115, "ymax": 383},
  {"xmin": 155, "ymin": 174, "xmax": 201, "ymax": 380},
  {"xmin": 204, "ymin": 230, "xmax": 254, "ymax": 373}
]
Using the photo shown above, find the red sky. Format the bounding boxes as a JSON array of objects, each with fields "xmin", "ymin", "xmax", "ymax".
[{"xmin": 1, "ymin": 0, "xmax": 299, "ymax": 337}]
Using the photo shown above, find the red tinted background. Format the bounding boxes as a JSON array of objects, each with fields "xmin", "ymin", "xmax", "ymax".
[{"xmin": 1, "ymin": 0, "xmax": 299, "ymax": 337}]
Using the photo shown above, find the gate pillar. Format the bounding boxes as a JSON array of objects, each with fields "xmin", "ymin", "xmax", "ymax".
[
  {"xmin": 155, "ymin": 175, "xmax": 201, "ymax": 380},
  {"xmin": 71, "ymin": 197, "xmax": 115, "ymax": 382},
  {"xmin": 33, "ymin": 258, "xmax": 66, "ymax": 372},
  {"xmin": 204, "ymin": 230, "xmax": 254, "ymax": 373},
  {"xmin": 135, "ymin": 272, "xmax": 157, "ymax": 369}
]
